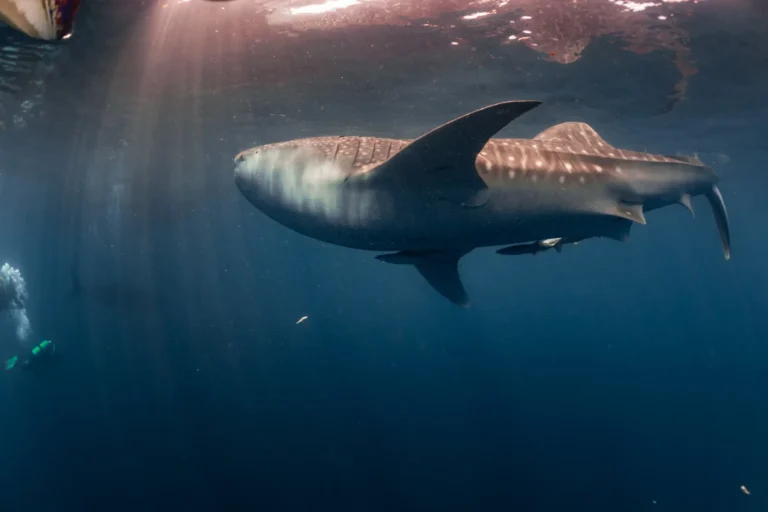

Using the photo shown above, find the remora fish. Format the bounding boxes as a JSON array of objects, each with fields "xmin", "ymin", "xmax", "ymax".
[{"xmin": 234, "ymin": 101, "xmax": 731, "ymax": 307}]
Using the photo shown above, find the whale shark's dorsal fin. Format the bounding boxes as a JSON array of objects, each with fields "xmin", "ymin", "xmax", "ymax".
[
  {"xmin": 534, "ymin": 122, "xmax": 614, "ymax": 149},
  {"xmin": 706, "ymin": 185, "xmax": 731, "ymax": 260},
  {"xmin": 368, "ymin": 100, "xmax": 541, "ymax": 207}
]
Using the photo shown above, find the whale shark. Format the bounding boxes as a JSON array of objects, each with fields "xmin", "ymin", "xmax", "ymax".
[{"xmin": 234, "ymin": 100, "xmax": 731, "ymax": 306}]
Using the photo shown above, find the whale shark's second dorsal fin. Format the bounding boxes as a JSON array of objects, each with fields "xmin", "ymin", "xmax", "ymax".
[
  {"xmin": 368, "ymin": 100, "xmax": 541, "ymax": 207},
  {"xmin": 534, "ymin": 122, "xmax": 614, "ymax": 149}
]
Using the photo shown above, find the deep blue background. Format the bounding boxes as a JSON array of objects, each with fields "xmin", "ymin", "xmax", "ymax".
[{"xmin": 1, "ymin": 1, "xmax": 767, "ymax": 510}]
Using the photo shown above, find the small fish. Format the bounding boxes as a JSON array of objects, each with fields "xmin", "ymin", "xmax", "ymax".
[
  {"xmin": 741, "ymin": 485, "xmax": 750, "ymax": 495},
  {"xmin": 296, "ymin": 315, "xmax": 308, "ymax": 325}
]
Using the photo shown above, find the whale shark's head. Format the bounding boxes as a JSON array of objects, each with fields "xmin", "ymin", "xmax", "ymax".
[
  {"xmin": 234, "ymin": 139, "xmax": 382, "ymax": 229},
  {"xmin": 235, "ymin": 140, "xmax": 343, "ymax": 215}
]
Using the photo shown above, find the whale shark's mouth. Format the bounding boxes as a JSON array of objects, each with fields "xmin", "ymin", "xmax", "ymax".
[{"xmin": 234, "ymin": 148, "xmax": 257, "ymax": 164}]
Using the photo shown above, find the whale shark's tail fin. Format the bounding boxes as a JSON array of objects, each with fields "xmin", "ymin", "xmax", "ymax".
[
  {"xmin": 376, "ymin": 250, "xmax": 472, "ymax": 307},
  {"xmin": 705, "ymin": 185, "xmax": 731, "ymax": 260}
]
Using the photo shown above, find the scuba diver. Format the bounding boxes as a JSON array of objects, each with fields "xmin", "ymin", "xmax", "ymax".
[
  {"xmin": 0, "ymin": 262, "xmax": 53, "ymax": 374},
  {"xmin": 4, "ymin": 339, "xmax": 57, "ymax": 373}
]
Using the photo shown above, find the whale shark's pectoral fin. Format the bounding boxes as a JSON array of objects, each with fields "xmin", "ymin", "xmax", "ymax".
[
  {"xmin": 376, "ymin": 250, "xmax": 471, "ymax": 307},
  {"xmin": 369, "ymin": 100, "xmax": 541, "ymax": 207},
  {"xmin": 705, "ymin": 185, "xmax": 731, "ymax": 260}
]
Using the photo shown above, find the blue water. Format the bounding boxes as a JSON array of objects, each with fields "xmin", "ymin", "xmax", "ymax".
[{"xmin": 1, "ymin": 1, "xmax": 767, "ymax": 510}]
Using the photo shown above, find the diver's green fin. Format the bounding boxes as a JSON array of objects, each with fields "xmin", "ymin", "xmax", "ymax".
[{"xmin": 4, "ymin": 356, "xmax": 18, "ymax": 371}]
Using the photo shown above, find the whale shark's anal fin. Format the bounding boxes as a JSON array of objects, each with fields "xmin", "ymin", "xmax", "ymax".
[
  {"xmin": 369, "ymin": 100, "xmax": 541, "ymax": 207},
  {"xmin": 376, "ymin": 250, "xmax": 471, "ymax": 307},
  {"xmin": 679, "ymin": 193, "xmax": 695, "ymax": 216}
]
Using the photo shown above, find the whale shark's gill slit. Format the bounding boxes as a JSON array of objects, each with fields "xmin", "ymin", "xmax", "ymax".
[
  {"xmin": 365, "ymin": 138, "xmax": 376, "ymax": 165},
  {"xmin": 352, "ymin": 137, "xmax": 362, "ymax": 164}
]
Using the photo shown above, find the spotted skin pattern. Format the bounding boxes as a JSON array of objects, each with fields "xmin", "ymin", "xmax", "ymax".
[
  {"xmin": 233, "ymin": 105, "xmax": 730, "ymax": 306},
  {"xmin": 236, "ymin": 122, "xmax": 690, "ymax": 188}
]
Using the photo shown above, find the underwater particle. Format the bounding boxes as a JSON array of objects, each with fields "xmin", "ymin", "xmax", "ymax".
[
  {"xmin": 296, "ymin": 315, "xmax": 308, "ymax": 325},
  {"xmin": 13, "ymin": 115, "xmax": 26, "ymax": 130},
  {"xmin": 741, "ymin": 485, "xmax": 750, "ymax": 495}
]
